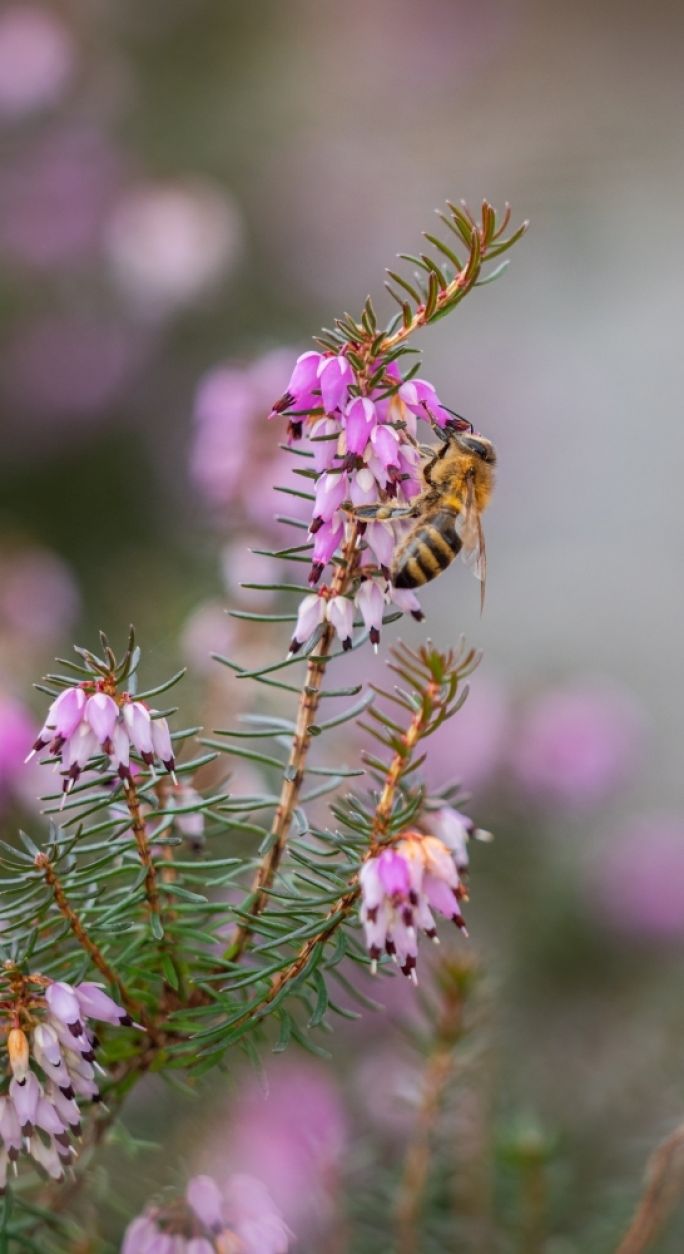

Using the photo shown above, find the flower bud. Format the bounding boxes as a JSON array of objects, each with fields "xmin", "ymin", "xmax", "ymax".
[{"xmin": 7, "ymin": 1028, "xmax": 29, "ymax": 1082}]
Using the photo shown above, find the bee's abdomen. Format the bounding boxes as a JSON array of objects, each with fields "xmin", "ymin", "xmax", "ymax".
[{"xmin": 392, "ymin": 512, "xmax": 462, "ymax": 588}]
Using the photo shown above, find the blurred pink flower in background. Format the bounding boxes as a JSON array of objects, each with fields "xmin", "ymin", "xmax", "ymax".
[
  {"xmin": 0, "ymin": 127, "xmax": 122, "ymax": 269},
  {"xmin": 0, "ymin": 6, "xmax": 75, "ymax": 119},
  {"xmin": 1, "ymin": 315, "xmax": 147, "ymax": 425},
  {"xmin": 590, "ymin": 817, "xmax": 684, "ymax": 942},
  {"xmin": 190, "ymin": 349, "xmax": 306, "ymax": 536},
  {"xmin": 0, "ymin": 546, "xmax": 79, "ymax": 645},
  {"xmin": 422, "ymin": 673, "xmax": 510, "ymax": 796},
  {"xmin": 0, "ymin": 695, "xmax": 35, "ymax": 811},
  {"xmin": 509, "ymin": 683, "xmax": 642, "ymax": 809},
  {"xmin": 179, "ymin": 602, "xmax": 237, "ymax": 676},
  {"xmin": 104, "ymin": 178, "xmax": 242, "ymax": 316},
  {"xmin": 201, "ymin": 1059, "xmax": 346, "ymax": 1237}
]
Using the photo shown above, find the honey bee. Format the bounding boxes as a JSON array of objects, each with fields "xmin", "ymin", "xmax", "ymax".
[{"xmin": 353, "ymin": 427, "xmax": 496, "ymax": 606}]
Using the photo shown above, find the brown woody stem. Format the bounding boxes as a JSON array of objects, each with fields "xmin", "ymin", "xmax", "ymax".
[
  {"xmin": 125, "ymin": 778, "xmax": 161, "ymax": 922},
  {"xmin": 227, "ymin": 521, "xmax": 362, "ymax": 961},
  {"xmin": 614, "ymin": 1121, "xmax": 684, "ymax": 1254},
  {"xmin": 232, "ymin": 673, "xmax": 444, "ymax": 1021},
  {"xmin": 35, "ymin": 852, "xmax": 141, "ymax": 1021},
  {"xmin": 394, "ymin": 975, "xmax": 465, "ymax": 1254}
]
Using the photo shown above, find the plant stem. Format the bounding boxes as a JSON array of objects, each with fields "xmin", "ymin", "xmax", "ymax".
[
  {"xmin": 234, "ymin": 673, "xmax": 443, "ymax": 1018},
  {"xmin": 125, "ymin": 778, "xmax": 161, "ymax": 923},
  {"xmin": 394, "ymin": 974, "xmax": 465, "ymax": 1254},
  {"xmin": 615, "ymin": 1121, "xmax": 684, "ymax": 1254},
  {"xmin": 227, "ymin": 521, "xmax": 362, "ymax": 961},
  {"xmin": 34, "ymin": 853, "xmax": 141, "ymax": 1021}
]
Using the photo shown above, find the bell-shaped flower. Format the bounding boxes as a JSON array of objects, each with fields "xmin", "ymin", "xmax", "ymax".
[
  {"xmin": 310, "ymin": 417, "xmax": 341, "ymax": 473},
  {"xmin": 288, "ymin": 594, "xmax": 325, "ymax": 656},
  {"xmin": 75, "ymin": 982, "xmax": 132, "ymax": 1028},
  {"xmin": 370, "ymin": 423, "xmax": 401, "ymax": 470},
  {"xmin": 309, "ymin": 519, "xmax": 344, "ymax": 584},
  {"xmin": 312, "ymin": 470, "xmax": 348, "ymax": 524},
  {"xmin": 150, "ymin": 715, "xmax": 175, "ymax": 774},
  {"xmin": 365, "ymin": 521, "xmax": 395, "ymax": 572},
  {"xmin": 390, "ymin": 585, "xmax": 424, "ymax": 621},
  {"xmin": 327, "ymin": 595, "xmax": 353, "ymax": 651},
  {"xmin": 85, "ymin": 692, "xmax": 119, "ymax": 748},
  {"xmin": 47, "ymin": 686, "xmax": 87, "ymax": 741},
  {"xmin": 123, "ymin": 701, "xmax": 154, "ymax": 762},
  {"xmin": 345, "ymin": 397, "xmax": 377, "ymax": 456},
  {"xmin": 355, "ymin": 579, "xmax": 385, "ymax": 649},
  {"xmin": 45, "ymin": 981, "xmax": 83, "ymax": 1034},
  {"xmin": 9, "ymin": 1072, "xmax": 40, "ymax": 1134},
  {"xmin": 399, "ymin": 378, "xmax": 451, "ymax": 426},
  {"xmin": 317, "ymin": 354, "xmax": 353, "ymax": 413},
  {"xmin": 110, "ymin": 721, "xmax": 131, "ymax": 780},
  {"xmin": 187, "ymin": 1174, "xmax": 224, "ymax": 1231},
  {"xmin": 349, "ymin": 465, "xmax": 378, "ymax": 506},
  {"xmin": 287, "ymin": 351, "xmax": 322, "ymax": 401}
]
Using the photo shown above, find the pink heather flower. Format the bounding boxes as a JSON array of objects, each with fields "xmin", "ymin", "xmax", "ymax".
[
  {"xmin": 510, "ymin": 684, "xmax": 642, "ymax": 809},
  {"xmin": 29, "ymin": 684, "xmax": 177, "ymax": 793},
  {"xmin": 360, "ymin": 832, "xmax": 467, "ymax": 980},
  {"xmin": 327, "ymin": 596, "xmax": 353, "ymax": 651},
  {"xmin": 123, "ymin": 1175, "xmax": 290, "ymax": 1254},
  {"xmin": 268, "ymin": 349, "xmax": 466, "ymax": 651},
  {"xmin": 310, "ymin": 417, "xmax": 341, "ymax": 473},
  {"xmin": 317, "ymin": 354, "xmax": 353, "ymax": 413},
  {"xmin": 85, "ymin": 693, "xmax": 119, "ymax": 748},
  {"xmin": 286, "ymin": 351, "xmax": 321, "ymax": 404},
  {"xmin": 122, "ymin": 702, "xmax": 154, "ymax": 762},
  {"xmin": 398, "ymin": 378, "xmax": 451, "ymax": 426},
  {"xmin": 150, "ymin": 715, "xmax": 175, "ymax": 774},
  {"xmin": 289, "ymin": 594, "xmax": 326, "ymax": 655},
  {"xmin": 312, "ymin": 470, "xmax": 348, "ymax": 524},
  {"xmin": 349, "ymin": 465, "xmax": 378, "ymax": 506},
  {"xmin": 427, "ymin": 807, "xmax": 482, "ymax": 872},
  {"xmin": 0, "ymin": 979, "xmax": 134, "ymax": 1183},
  {"xmin": 344, "ymin": 396, "xmax": 377, "ymax": 456},
  {"xmin": 310, "ymin": 520, "xmax": 344, "ymax": 582},
  {"xmin": 389, "ymin": 586, "xmax": 425, "ymax": 621},
  {"xmin": 370, "ymin": 423, "xmax": 401, "ymax": 469},
  {"xmin": 365, "ymin": 521, "xmax": 395, "ymax": 572},
  {"xmin": 355, "ymin": 579, "xmax": 385, "ymax": 648},
  {"xmin": 187, "ymin": 1174, "xmax": 224, "ymax": 1230},
  {"xmin": 74, "ymin": 982, "xmax": 134, "ymax": 1027}
]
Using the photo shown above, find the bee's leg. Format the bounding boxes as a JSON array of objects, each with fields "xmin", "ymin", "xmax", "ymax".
[
  {"xmin": 343, "ymin": 502, "xmax": 418, "ymax": 522},
  {"xmin": 422, "ymin": 441, "xmax": 451, "ymax": 485}
]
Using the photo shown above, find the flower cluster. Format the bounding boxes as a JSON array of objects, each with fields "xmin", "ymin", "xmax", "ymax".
[
  {"xmin": 359, "ymin": 809, "xmax": 486, "ymax": 981},
  {"xmin": 0, "ymin": 975, "xmax": 135, "ymax": 1190},
  {"xmin": 123, "ymin": 1173, "xmax": 291, "ymax": 1254},
  {"xmin": 27, "ymin": 681, "xmax": 176, "ymax": 795},
  {"xmin": 271, "ymin": 349, "xmax": 459, "ymax": 655}
]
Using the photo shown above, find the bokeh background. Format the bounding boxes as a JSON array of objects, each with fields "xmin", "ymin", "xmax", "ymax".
[{"xmin": 1, "ymin": 0, "xmax": 683, "ymax": 1249}]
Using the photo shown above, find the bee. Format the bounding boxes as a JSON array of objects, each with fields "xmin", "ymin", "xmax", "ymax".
[{"xmin": 352, "ymin": 426, "xmax": 496, "ymax": 606}]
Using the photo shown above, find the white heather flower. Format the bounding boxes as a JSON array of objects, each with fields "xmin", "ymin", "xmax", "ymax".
[
  {"xmin": 326, "ymin": 595, "xmax": 354, "ymax": 651},
  {"xmin": 288, "ymin": 593, "xmax": 326, "ymax": 656}
]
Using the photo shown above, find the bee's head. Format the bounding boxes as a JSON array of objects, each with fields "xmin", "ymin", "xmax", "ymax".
[{"xmin": 454, "ymin": 432, "xmax": 497, "ymax": 465}]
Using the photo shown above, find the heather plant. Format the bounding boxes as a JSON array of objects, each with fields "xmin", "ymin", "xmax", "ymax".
[{"xmin": 0, "ymin": 198, "xmax": 534, "ymax": 1252}]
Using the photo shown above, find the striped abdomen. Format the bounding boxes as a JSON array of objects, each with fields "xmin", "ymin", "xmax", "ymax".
[{"xmin": 392, "ymin": 510, "xmax": 462, "ymax": 589}]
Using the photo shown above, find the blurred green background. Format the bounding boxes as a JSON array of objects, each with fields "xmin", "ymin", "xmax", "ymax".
[{"xmin": 1, "ymin": 1, "xmax": 683, "ymax": 1249}]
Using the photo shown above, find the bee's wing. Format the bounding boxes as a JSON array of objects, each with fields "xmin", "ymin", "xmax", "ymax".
[{"xmin": 456, "ymin": 474, "xmax": 487, "ymax": 610}]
